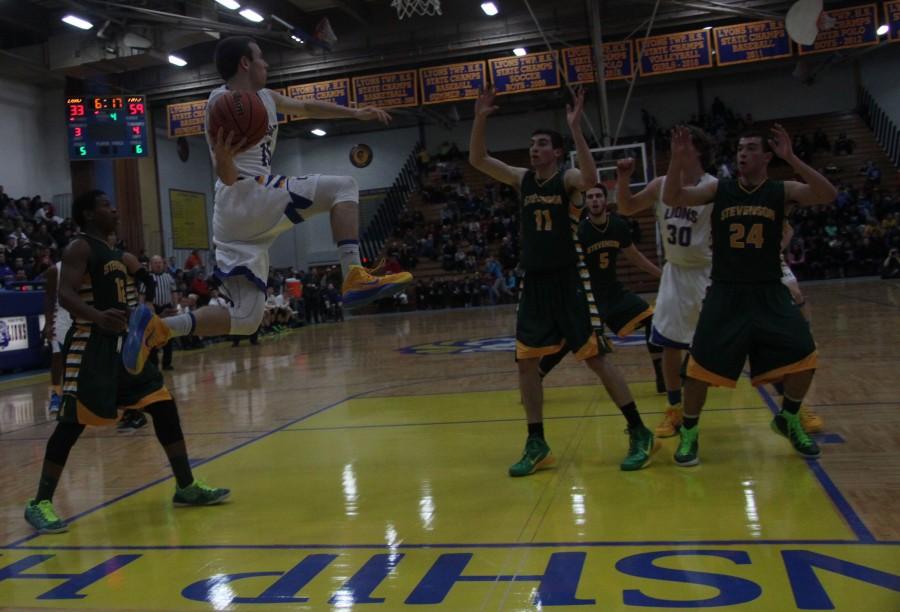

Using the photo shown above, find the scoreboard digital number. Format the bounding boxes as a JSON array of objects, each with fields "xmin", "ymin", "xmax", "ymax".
[{"xmin": 66, "ymin": 95, "xmax": 148, "ymax": 159}]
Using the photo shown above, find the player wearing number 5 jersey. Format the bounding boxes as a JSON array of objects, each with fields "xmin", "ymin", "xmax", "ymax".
[
  {"xmin": 616, "ymin": 126, "xmax": 716, "ymax": 439},
  {"xmin": 469, "ymin": 85, "xmax": 656, "ymax": 477},
  {"xmin": 663, "ymin": 124, "xmax": 837, "ymax": 467}
]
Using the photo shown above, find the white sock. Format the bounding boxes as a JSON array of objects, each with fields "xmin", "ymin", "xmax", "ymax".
[
  {"xmin": 162, "ymin": 312, "xmax": 195, "ymax": 338},
  {"xmin": 337, "ymin": 240, "xmax": 361, "ymax": 278}
]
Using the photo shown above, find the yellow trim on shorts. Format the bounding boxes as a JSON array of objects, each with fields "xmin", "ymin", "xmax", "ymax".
[
  {"xmin": 573, "ymin": 332, "xmax": 601, "ymax": 361},
  {"xmin": 751, "ymin": 352, "xmax": 818, "ymax": 387},
  {"xmin": 687, "ymin": 356, "xmax": 737, "ymax": 388},
  {"xmin": 120, "ymin": 387, "xmax": 174, "ymax": 411},
  {"xmin": 516, "ymin": 340, "xmax": 566, "ymax": 360},
  {"xmin": 617, "ymin": 306, "xmax": 654, "ymax": 338}
]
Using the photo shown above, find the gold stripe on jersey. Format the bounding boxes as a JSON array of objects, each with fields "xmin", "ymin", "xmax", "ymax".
[{"xmin": 570, "ymin": 220, "xmax": 605, "ymax": 332}]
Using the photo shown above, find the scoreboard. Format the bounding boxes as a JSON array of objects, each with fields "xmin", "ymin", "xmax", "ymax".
[{"xmin": 66, "ymin": 95, "xmax": 149, "ymax": 159}]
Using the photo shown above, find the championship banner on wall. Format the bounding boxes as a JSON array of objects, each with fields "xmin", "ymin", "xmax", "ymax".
[
  {"xmin": 166, "ymin": 100, "xmax": 207, "ymax": 138},
  {"xmin": 287, "ymin": 79, "xmax": 351, "ymax": 121},
  {"xmin": 636, "ymin": 29, "xmax": 714, "ymax": 76},
  {"xmin": 714, "ymin": 20, "xmax": 793, "ymax": 66},
  {"xmin": 352, "ymin": 70, "xmax": 418, "ymax": 109},
  {"xmin": 562, "ymin": 42, "xmax": 633, "ymax": 84},
  {"xmin": 886, "ymin": 1, "xmax": 900, "ymax": 42},
  {"xmin": 170, "ymin": 189, "xmax": 209, "ymax": 250},
  {"xmin": 488, "ymin": 50, "xmax": 560, "ymax": 95},
  {"xmin": 419, "ymin": 61, "xmax": 486, "ymax": 105},
  {"xmin": 798, "ymin": 4, "xmax": 878, "ymax": 55}
]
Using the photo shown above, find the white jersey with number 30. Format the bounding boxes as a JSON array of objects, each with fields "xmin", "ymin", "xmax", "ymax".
[
  {"xmin": 205, "ymin": 86, "xmax": 279, "ymax": 184},
  {"xmin": 654, "ymin": 173, "xmax": 716, "ymax": 268}
]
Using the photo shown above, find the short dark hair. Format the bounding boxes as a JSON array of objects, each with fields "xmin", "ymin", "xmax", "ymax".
[
  {"xmin": 72, "ymin": 190, "xmax": 105, "ymax": 227},
  {"xmin": 588, "ymin": 183, "xmax": 608, "ymax": 198},
  {"xmin": 739, "ymin": 128, "xmax": 773, "ymax": 154},
  {"xmin": 531, "ymin": 129, "xmax": 564, "ymax": 150},
  {"xmin": 214, "ymin": 36, "xmax": 255, "ymax": 81},
  {"xmin": 687, "ymin": 126, "xmax": 714, "ymax": 169}
]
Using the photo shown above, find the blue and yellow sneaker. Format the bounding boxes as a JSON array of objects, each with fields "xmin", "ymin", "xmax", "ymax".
[
  {"xmin": 24, "ymin": 499, "xmax": 67, "ymax": 534},
  {"xmin": 341, "ymin": 265, "xmax": 413, "ymax": 310},
  {"xmin": 173, "ymin": 479, "xmax": 230, "ymax": 506},
  {"xmin": 122, "ymin": 304, "xmax": 172, "ymax": 375},
  {"xmin": 509, "ymin": 436, "xmax": 554, "ymax": 477}
]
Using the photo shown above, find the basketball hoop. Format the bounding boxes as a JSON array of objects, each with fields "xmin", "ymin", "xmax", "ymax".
[{"xmin": 391, "ymin": 0, "xmax": 442, "ymax": 20}]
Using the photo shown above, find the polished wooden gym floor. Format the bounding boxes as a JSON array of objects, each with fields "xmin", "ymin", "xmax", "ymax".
[{"xmin": 0, "ymin": 278, "xmax": 898, "ymax": 610}]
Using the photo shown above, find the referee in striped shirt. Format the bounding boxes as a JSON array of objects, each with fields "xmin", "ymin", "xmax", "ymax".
[{"xmin": 148, "ymin": 255, "xmax": 176, "ymax": 370}]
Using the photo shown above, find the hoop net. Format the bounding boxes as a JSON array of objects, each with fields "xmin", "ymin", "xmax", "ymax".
[{"xmin": 391, "ymin": 0, "xmax": 442, "ymax": 19}]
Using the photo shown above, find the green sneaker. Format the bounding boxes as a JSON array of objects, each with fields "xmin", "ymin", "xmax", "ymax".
[
  {"xmin": 508, "ymin": 436, "xmax": 554, "ymax": 477},
  {"xmin": 674, "ymin": 426, "xmax": 700, "ymax": 467},
  {"xmin": 620, "ymin": 425, "xmax": 656, "ymax": 471},
  {"xmin": 24, "ymin": 499, "xmax": 67, "ymax": 534},
  {"xmin": 173, "ymin": 479, "xmax": 231, "ymax": 506},
  {"xmin": 771, "ymin": 412, "xmax": 821, "ymax": 458}
]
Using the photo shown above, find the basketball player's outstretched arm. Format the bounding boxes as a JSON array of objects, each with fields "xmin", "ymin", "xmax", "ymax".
[
  {"xmin": 468, "ymin": 85, "xmax": 527, "ymax": 188},
  {"xmin": 769, "ymin": 123, "xmax": 838, "ymax": 207},
  {"xmin": 623, "ymin": 244, "xmax": 662, "ymax": 279},
  {"xmin": 270, "ymin": 91, "xmax": 391, "ymax": 125},
  {"xmin": 563, "ymin": 87, "xmax": 598, "ymax": 193},
  {"xmin": 57, "ymin": 239, "xmax": 127, "ymax": 334},
  {"xmin": 616, "ymin": 158, "xmax": 662, "ymax": 215},
  {"xmin": 662, "ymin": 126, "xmax": 717, "ymax": 208}
]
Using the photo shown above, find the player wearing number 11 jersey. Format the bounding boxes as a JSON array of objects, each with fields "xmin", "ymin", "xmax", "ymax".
[
  {"xmin": 469, "ymin": 85, "xmax": 656, "ymax": 477},
  {"xmin": 663, "ymin": 125, "xmax": 837, "ymax": 467}
]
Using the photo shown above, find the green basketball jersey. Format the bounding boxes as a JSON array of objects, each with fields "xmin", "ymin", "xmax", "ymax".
[
  {"xmin": 711, "ymin": 179, "xmax": 785, "ymax": 283},
  {"xmin": 519, "ymin": 170, "xmax": 581, "ymax": 272},
  {"xmin": 73, "ymin": 233, "xmax": 129, "ymax": 332},
  {"xmin": 578, "ymin": 213, "xmax": 632, "ymax": 292}
]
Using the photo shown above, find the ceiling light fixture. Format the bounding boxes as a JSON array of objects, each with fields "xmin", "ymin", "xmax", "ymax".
[
  {"xmin": 876, "ymin": 24, "xmax": 889, "ymax": 36},
  {"xmin": 61, "ymin": 15, "xmax": 93, "ymax": 30},
  {"xmin": 513, "ymin": 47, "xmax": 527, "ymax": 57},
  {"xmin": 214, "ymin": 0, "xmax": 241, "ymax": 9},
  {"xmin": 311, "ymin": 129, "xmax": 327, "ymax": 136},
  {"xmin": 239, "ymin": 8, "xmax": 264, "ymax": 22},
  {"xmin": 481, "ymin": 2, "xmax": 499, "ymax": 16},
  {"xmin": 168, "ymin": 54, "xmax": 187, "ymax": 67}
]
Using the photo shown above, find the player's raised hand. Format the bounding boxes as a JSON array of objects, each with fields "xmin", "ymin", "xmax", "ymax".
[
  {"xmin": 670, "ymin": 125, "xmax": 692, "ymax": 160},
  {"xmin": 356, "ymin": 106, "xmax": 392, "ymax": 125},
  {"xmin": 474, "ymin": 85, "xmax": 498, "ymax": 119},
  {"xmin": 566, "ymin": 86, "xmax": 585, "ymax": 131},
  {"xmin": 768, "ymin": 123, "xmax": 794, "ymax": 161},
  {"xmin": 617, "ymin": 157, "xmax": 635, "ymax": 179}
]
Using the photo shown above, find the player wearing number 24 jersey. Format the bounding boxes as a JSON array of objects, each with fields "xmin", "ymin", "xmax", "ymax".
[{"xmin": 662, "ymin": 124, "xmax": 837, "ymax": 467}]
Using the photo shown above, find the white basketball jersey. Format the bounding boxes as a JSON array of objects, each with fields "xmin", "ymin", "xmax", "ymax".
[
  {"xmin": 206, "ymin": 86, "xmax": 279, "ymax": 182},
  {"xmin": 654, "ymin": 173, "xmax": 716, "ymax": 268}
]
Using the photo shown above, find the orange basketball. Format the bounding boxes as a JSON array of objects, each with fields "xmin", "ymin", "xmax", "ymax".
[{"xmin": 207, "ymin": 90, "xmax": 269, "ymax": 149}]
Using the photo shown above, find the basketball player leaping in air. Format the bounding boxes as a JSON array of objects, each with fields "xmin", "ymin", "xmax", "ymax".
[
  {"xmin": 663, "ymin": 124, "xmax": 836, "ymax": 466},
  {"xmin": 123, "ymin": 36, "xmax": 412, "ymax": 373},
  {"xmin": 469, "ymin": 85, "xmax": 657, "ymax": 476}
]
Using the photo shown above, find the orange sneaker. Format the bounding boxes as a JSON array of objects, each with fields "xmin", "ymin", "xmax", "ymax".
[
  {"xmin": 341, "ymin": 264, "xmax": 413, "ymax": 310},
  {"xmin": 654, "ymin": 404, "xmax": 683, "ymax": 438},
  {"xmin": 799, "ymin": 405, "xmax": 824, "ymax": 434},
  {"xmin": 122, "ymin": 304, "xmax": 172, "ymax": 375}
]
